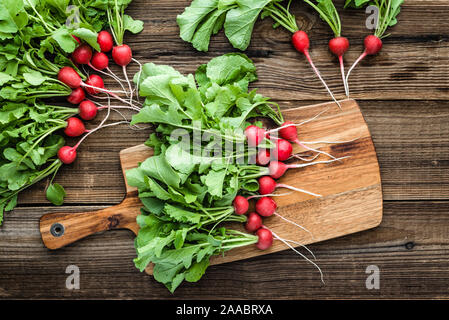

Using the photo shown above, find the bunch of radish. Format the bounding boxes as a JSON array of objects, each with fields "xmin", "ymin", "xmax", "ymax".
[
  {"xmin": 225, "ymin": 110, "xmax": 352, "ymax": 281},
  {"xmin": 266, "ymin": 0, "xmax": 402, "ymax": 102},
  {"xmin": 57, "ymin": 30, "xmax": 142, "ymax": 166}
]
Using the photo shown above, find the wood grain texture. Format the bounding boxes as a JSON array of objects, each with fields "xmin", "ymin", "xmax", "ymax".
[
  {"xmin": 1, "ymin": 0, "xmax": 448, "ymax": 299},
  {"xmin": 1, "ymin": 201, "xmax": 448, "ymax": 299}
]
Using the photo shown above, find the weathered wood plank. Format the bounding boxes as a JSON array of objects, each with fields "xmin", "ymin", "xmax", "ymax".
[
  {"xmin": 1, "ymin": 201, "xmax": 448, "ymax": 299},
  {"xmin": 16, "ymin": 99, "xmax": 449, "ymax": 205}
]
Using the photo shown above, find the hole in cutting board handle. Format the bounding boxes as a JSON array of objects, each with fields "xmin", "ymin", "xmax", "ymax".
[{"xmin": 50, "ymin": 223, "xmax": 65, "ymax": 237}]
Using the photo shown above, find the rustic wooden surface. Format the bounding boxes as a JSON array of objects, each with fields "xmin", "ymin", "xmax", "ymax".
[{"xmin": 1, "ymin": 0, "xmax": 449, "ymax": 299}]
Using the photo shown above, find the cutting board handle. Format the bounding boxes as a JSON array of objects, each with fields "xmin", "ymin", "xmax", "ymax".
[{"xmin": 39, "ymin": 197, "xmax": 141, "ymax": 250}]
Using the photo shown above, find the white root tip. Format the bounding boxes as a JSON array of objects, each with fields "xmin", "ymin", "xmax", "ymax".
[
  {"xmin": 268, "ymin": 108, "xmax": 329, "ymax": 134},
  {"xmin": 270, "ymin": 229, "xmax": 324, "ymax": 284},
  {"xmin": 276, "ymin": 238, "xmax": 316, "ymax": 260},
  {"xmin": 277, "ymin": 184, "xmax": 321, "ymax": 197},
  {"xmin": 290, "ymin": 156, "xmax": 351, "ymax": 169},
  {"xmin": 247, "ymin": 192, "xmax": 293, "ymax": 200},
  {"xmin": 296, "ymin": 141, "xmax": 337, "ymax": 160},
  {"xmin": 291, "ymin": 153, "xmax": 321, "ymax": 162}
]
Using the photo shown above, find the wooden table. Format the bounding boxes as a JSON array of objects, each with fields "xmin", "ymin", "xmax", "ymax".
[{"xmin": 1, "ymin": 0, "xmax": 448, "ymax": 299}]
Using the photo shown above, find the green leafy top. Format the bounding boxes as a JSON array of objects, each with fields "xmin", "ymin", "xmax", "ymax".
[
  {"xmin": 344, "ymin": 0, "xmax": 403, "ymax": 38},
  {"xmin": 177, "ymin": 0, "xmax": 301, "ymax": 52},
  {"xmin": 106, "ymin": 0, "xmax": 144, "ymax": 45},
  {"xmin": 303, "ymin": 0, "xmax": 342, "ymax": 37}
]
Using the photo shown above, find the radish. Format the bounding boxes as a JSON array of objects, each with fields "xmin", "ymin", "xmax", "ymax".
[
  {"xmin": 78, "ymin": 100, "xmax": 98, "ymax": 121},
  {"xmin": 345, "ymin": 35, "xmax": 382, "ymax": 96},
  {"xmin": 112, "ymin": 44, "xmax": 132, "ymax": 67},
  {"xmin": 271, "ymin": 139, "xmax": 292, "ymax": 161},
  {"xmin": 245, "ymin": 212, "xmax": 262, "ymax": 232},
  {"xmin": 58, "ymin": 146, "xmax": 77, "ymax": 164},
  {"xmin": 64, "ymin": 117, "xmax": 86, "ymax": 137},
  {"xmin": 329, "ymin": 37, "xmax": 349, "ymax": 95},
  {"xmin": 258, "ymin": 176, "xmax": 321, "ymax": 197},
  {"xmin": 245, "ymin": 125, "xmax": 266, "ymax": 147},
  {"xmin": 344, "ymin": 0, "xmax": 403, "ymax": 96},
  {"xmin": 72, "ymin": 44, "xmax": 92, "ymax": 65},
  {"xmin": 256, "ymin": 149, "xmax": 271, "ymax": 166},
  {"xmin": 97, "ymin": 30, "xmax": 114, "ymax": 52},
  {"xmin": 112, "ymin": 44, "xmax": 133, "ymax": 105},
  {"xmin": 255, "ymin": 228, "xmax": 273, "ymax": 250},
  {"xmin": 90, "ymin": 52, "xmax": 109, "ymax": 70},
  {"xmin": 67, "ymin": 87, "xmax": 85, "ymax": 105},
  {"xmin": 84, "ymin": 74, "xmax": 104, "ymax": 95},
  {"xmin": 58, "ymin": 67, "xmax": 82, "ymax": 89},
  {"xmin": 268, "ymin": 157, "xmax": 348, "ymax": 179},
  {"xmin": 233, "ymin": 195, "xmax": 249, "ymax": 215},
  {"xmin": 292, "ymin": 31, "xmax": 341, "ymax": 108},
  {"xmin": 255, "ymin": 196, "xmax": 277, "ymax": 217}
]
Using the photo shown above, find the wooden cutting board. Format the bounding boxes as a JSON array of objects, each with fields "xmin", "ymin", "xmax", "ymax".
[{"xmin": 40, "ymin": 99, "xmax": 382, "ymax": 274}]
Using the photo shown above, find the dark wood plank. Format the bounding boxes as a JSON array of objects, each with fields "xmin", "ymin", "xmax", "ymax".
[{"xmin": 1, "ymin": 201, "xmax": 448, "ymax": 299}]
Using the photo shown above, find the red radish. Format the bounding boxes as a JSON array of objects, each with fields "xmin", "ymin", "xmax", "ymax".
[
  {"xmin": 364, "ymin": 34, "xmax": 383, "ymax": 55},
  {"xmin": 258, "ymin": 176, "xmax": 321, "ymax": 197},
  {"xmin": 271, "ymin": 139, "xmax": 293, "ymax": 161},
  {"xmin": 67, "ymin": 87, "xmax": 85, "ymax": 104},
  {"xmin": 72, "ymin": 35, "xmax": 81, "ymax": 45},
  {"xmin": 112, "ymin": 44, "xmax": 134, "ymax": 106},
  {"xmin": 78, "ymin": 100, "xmax": 98, "ymax": 120},
  {"xmin": 345, "ymin": 35, "xmax": 383, "ymax": 96},
  {"xmin": 245, "ymin": 125, "xmax": 266, "ymax": 147},
  {"xmin": 256, "ymin": 228, "xmax": 273, "ymax": 250},
  {"xmin": 329, "ymin": 36, "xmax": 350, "ymax": 95},
  {"xmin": 256, "ymin": 149, "xmax": 271, "ymax": 166},
  {"xmin": 112, "ymin": 44, "xmax": 132, "ymax": 66},
  {"xmin": 255, "ymin": 197, "xmax": 277, "ymax": 217},
  {"xmin": 97, "ymin": 31, "xmax": 114, "ymax": 52},
  {"xmin": 64, "ymin": 117, "xmax": 86, "ymax": 137},
  {"xmin": 84, "ymin": 74, "xmax": 104, "ymax": 95},
  {"xmin": 58, "ymin": 146, "xmax": 77, "ymax": 164},
  {"xmin": 90, "ymin": 52, "xmax": 109, "ymax": 70},
  {"xmin": 278, "ymin": 121, "xmax": 297, "ymax": 141},
  {"xmin": 58, "ymin": 67, "xmax": 82, "ymax": 89},
  {"xmin": 245, "ymin": 212, "xmax": 263, "ymax": 232},
  {"xmin": 268, "ymin": 161, "xmax": 289, "ymax": 179},
  {"xmin": 233, "ymin": 195, "xmax": 249, "ymax": 215},
  {"xmin": 329, "ymin": 36, "xmax": 349, "ymax": 57},
  {"xmin": 72, "ymin": 44, "xmax": 92, "ymax": 65},
  {"xmin": 292, "ymin": 31, "xmax": 341, "ymax": 108}
]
